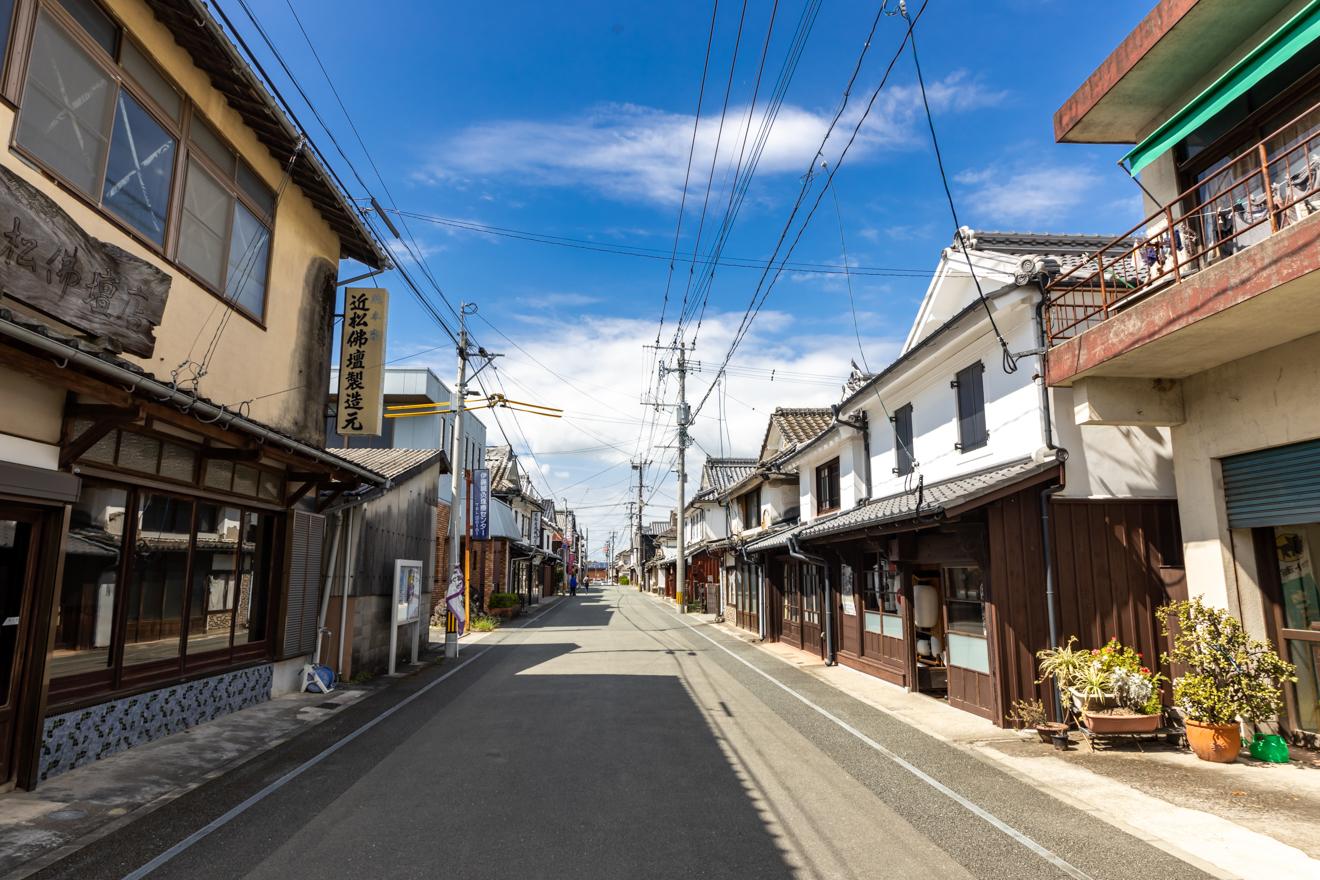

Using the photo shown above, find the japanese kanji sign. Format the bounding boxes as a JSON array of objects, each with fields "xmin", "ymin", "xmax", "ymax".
[
  {"xmin": 0, "ymin": 166, "xmax": 170, "ymax": 357},
  {"xmin": 336, "ymin": 287, "xmax": 388, "ymax": 436},
  {"xmin": 470, "ymin": 468, "xmax": 490, "ymax": 540}
]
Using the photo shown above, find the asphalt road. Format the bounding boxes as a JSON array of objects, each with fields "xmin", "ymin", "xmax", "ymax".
[{"xmin": 34, "ymin": 585, "xmax": 1214, "ymax": 880}]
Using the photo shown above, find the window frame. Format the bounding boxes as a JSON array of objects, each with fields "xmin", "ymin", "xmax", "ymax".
[
  {"xmin": 47, "ymin": 477, "xmax": 282, "ymax": 707},
  {"xmin": 8, "ymin": 0, "xmax": 277, "ymax": 327},
  {"xmin": 815, "ymin": 457, "xmax": 841, "ymax": 514},
  {"xmin": 953, "ymin": 361, "xmax": 988, "ymax": 453}
]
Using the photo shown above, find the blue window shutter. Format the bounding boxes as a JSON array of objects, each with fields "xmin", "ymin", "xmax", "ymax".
[
  {"xmin": 1222, "ymin": 438, "xmax": 1320, "ymax": 528},
  {"xmin": 955, "ymin": 363, "xmax": 987, "ymax": 451}
]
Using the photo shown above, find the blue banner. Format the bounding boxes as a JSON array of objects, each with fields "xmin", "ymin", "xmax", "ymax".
[{"xmin": 471, "ymin": 468, "xmax": 490, "ymax": 540}]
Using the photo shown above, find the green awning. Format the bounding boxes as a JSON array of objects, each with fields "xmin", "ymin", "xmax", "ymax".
[{"xmin": 1124, "ymin": 0, "xmax": 1320, "ymax": 174}]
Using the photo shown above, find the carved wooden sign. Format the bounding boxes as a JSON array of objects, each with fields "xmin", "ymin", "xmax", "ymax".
[{"xmin": 0, "ymin": 166, "xmax": 170, "ymax": 357}]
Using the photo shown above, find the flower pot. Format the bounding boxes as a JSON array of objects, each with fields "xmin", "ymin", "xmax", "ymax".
[
  {"xmin": 1185, "ymin": 719, "xmax": 1241, "ymax": 763},
  {"xmin": 1035, "ymin": 722, "xmax": 1068, "ymax": 744},
  {"xmin": 1083, "ymin": 711, "xmax": 1160, "ymax": 735}
]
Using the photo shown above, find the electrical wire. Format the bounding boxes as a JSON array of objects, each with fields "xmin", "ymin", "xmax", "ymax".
[{"xmin": 902, "ymin": 3, "xmax": 1017, "ymax": 374}]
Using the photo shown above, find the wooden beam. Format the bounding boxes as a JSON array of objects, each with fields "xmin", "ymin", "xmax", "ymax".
[
  {"xmin": 284, "ymin": 480, "xmax": 318, "ymax": 507},
  {"xmin": 201, "ymin": 447, "xmax": 262, "ymax": 461},
  {"xmin": 315, "ymin": 484, "xmax": 349, "ymax": 513},
  {"xmin": 60, "ymin": 404, "xmax": 142, "ymax": 468},
  {"xmin": 66, "ymin": 403, "xmax": 142, "ymax": 421}
]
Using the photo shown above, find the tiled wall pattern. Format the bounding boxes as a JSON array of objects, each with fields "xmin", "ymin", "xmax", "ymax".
[{"xmin": 39, "ymin": 665, "xmax": 273, "ymax": 781}]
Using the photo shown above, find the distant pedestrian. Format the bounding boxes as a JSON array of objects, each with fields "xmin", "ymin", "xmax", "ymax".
[{"xmin": 569, "ymin": 574, "xmax": 577, "ymax": 596}]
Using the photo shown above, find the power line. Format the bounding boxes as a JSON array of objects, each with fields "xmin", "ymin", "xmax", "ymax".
[
  {"xmin": 694, "ymin": 0, "xmax": 929, "ymax": 420},
  {"xmin": 903, "ymin": 4, "xmax": 1017, "ymax": 375}
]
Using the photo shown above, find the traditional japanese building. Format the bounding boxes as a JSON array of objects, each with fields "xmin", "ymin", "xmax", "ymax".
[{"xmin": 0, "ymin": 0, "xmax": 387, "ymax": 787}]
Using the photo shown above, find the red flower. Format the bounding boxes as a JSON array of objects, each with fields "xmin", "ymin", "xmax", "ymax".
[
  {"xmin": 1140, "ymin": 667, "xmax": 1150, "ymax": 675},
  {"xmin": 1091, "ymin": 649, "xmax": 1100, "ymax": 655}
]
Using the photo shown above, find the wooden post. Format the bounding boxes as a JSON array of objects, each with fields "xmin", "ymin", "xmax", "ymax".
[{"xmin": 1258, "ymin": 143, "xmax": 1278, "ymax": 233}]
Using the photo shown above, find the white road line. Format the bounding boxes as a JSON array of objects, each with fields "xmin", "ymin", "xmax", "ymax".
[
  {"xmin": 661, "ymin": 601, "xmax": 1096, "ymax": 880},
  {"xmin": 120, "ymin": 600, "xmax": 566, "ymax": 880}
]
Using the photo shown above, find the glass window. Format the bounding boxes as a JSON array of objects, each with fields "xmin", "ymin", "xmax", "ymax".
[
  {"xmin": 237, "ymin": 161, "xmax": 275, "ymax": 217},
  {"xmin": 159, "ymin": 441, "xmax": 197, "ymax": 482},
  {"xmin": 945, "ymin": 566, "xmax": 986, "ymax": 636},
  {"xmin": 225, "ymin": 201, "xmax": 271, "ymax": 315},
  {"xmin": 1, "ymin": 0, "xmax": 16, "ymax": 72},
  {"xmin": 58, "ymin": 0, "xmax": 116, "ymax": 55},
  {"xmin": 186, "ymin": 503, "xmax": 240, "ymax": 656},
  {"xmin": 1273, "ymin": 525, "xmax": 1320, "ymax": 733},
  {"xmin": 190, "ymin": 117, "xmax": 235, "ymax": 174},
  {"xmin": 51, "ymin": 482, "xmax": 128, "ymax": 679},
  {"xmin": 17, "ymin": 12, "xmax": 115, "ymax": 195},
  {"xmin": 116, "ymin": 430, "xmax": 160, "ymax": 473},
  {"xmin": 118, "ymin": 39, "xmax": 179, "ymax": 121},
  {"xmin": 103, "ymin": 90, "xmax": 176, "ymax": 244},
  {"xmin": 815, "ymin": 458, "xmax": 840, "ymax": 513},
  {"xmin": 123, "ymin": 493, "xmax": 192, "ymax": 666},
  {"xmin": 203, "ymin": 459, "xmax": 234, "ymax": 491},
  {"xmin": 179, "ymin": 159, "xmax": 231, "ymax": 289}
]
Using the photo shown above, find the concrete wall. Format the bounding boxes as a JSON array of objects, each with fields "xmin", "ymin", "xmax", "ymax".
[
  {"xmin": 0, "ymin": 0, "xmax": 350, "ymax": 445},
  {"xmin": 1169, "ymin": 330, "xmax": 1320, "ymax": 634}
]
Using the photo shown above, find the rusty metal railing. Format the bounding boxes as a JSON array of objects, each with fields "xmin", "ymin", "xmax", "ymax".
[{"xmin": 1044, "ymin": 100, "xmax": 1320, "ymax": 346}]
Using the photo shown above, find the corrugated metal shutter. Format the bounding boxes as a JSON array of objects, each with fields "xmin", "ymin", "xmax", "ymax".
[
  {"xmin": 1222, "ymin": 438, "xmax": 1320, "ymax": 528},
  {"xmin": 283, "ymin": 510, "xmax": 326, "ymax": 657}
]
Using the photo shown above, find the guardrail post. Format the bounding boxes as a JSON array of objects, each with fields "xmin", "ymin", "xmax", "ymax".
[{"xmin": 1165, "ymin": 207, "xmax": 1181, "ymax": 284}]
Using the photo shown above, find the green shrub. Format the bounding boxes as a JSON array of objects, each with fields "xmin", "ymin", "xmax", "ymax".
[
  {"xmin": 488, "ymin": 592, "xmax": 520, "ymax": 609},
  {"xmin": 1159, "ymin": 598, "xmax": 1296, "ymax": 725},
  {"xmin": 618, "ymin": 575, "xmax": 630, "ymax": 585},
  {"xmin": 470, "ymin": 614, "xmax": 500, "ymax": 632}
]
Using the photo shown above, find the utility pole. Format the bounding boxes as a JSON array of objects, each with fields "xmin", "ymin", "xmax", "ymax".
[
  {"xmin": 674, "ymin": 344, "xmax": 689, "ymax": 613},
  {"xmin": 444, "ymin": 304, "xmax": 474, "ymax": 659},
  {"xmin": 631, "ymin": 460, "xmax": 646, "ymax": 591}
]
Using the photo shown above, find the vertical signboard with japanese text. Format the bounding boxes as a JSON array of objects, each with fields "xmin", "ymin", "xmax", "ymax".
[
  {"xmin": 336, "ymin": 287, "xmax": 388, "ymax": 436},
  {"xmin": 471, "ymin": 468, "xmax": 491, "ymax": 540}
]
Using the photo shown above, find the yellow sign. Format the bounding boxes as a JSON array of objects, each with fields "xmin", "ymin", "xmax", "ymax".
[{"xmin": 336, "ymin": 287, "xmax": 388, "ymax": 436}]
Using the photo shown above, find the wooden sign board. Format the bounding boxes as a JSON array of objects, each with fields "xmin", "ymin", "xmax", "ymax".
[
  {"xmin": 336, "ymin": 287, "xmax": 388, "ymax": 436},
  {"xmin": 0, "ymin": 166, "xmax": 170, "ymax": 357}
]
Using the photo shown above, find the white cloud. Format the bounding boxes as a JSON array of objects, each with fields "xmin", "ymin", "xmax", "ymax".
[
  {"xmin": 406, "ymin": 308, "xmax": 903, "ymax": 548},
  {"xmin": 516, "ymin": 292, "xmax": 603, "ymax": 309},
  {"xmin": 955, "ymin": 163, "xmax": 1104, "ymax": 225},
  {"xmin": 416, "ymin": 73, "xmax": 1001, "ymax": 206}
]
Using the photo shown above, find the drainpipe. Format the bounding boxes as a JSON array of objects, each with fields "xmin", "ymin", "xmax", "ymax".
[
  {"xmin": 311, "ymin": 509, "xmax": 343, "ymax": 670},
  {"xmin": 1035, "ymin": 276, "xmax": 1071, "ymax": 720},
  {"xmin": 337, "ymin": 506, "xmax": 359, "ymax": 679},
  {"xmin": 832, "ymin": 405, "xmax": 872, "ymax": 500},
  {"xmin": 788, "ymin": 535, "xmax": 836, "ymax": 666}
]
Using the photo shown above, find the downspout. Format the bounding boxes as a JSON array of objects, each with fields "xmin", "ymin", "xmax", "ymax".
[
  {"xmin": 788, "ymin": 535, "xmax": 836, "ymax": 667},
  {"xmin": 337, "ymin": 505, "xmax": 358, "ymax": 678},
  {"xmin": 1035, "ymin": 276, "xmax": 1070, "ymax": 720},
  {"xmin": 311, "ymin": 509, "xmax": 343, "ymax": 670}
]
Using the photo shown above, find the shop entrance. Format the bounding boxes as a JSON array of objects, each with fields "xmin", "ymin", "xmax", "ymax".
[
  {"xmin": 911, "ymin": 568, "xmax": 947, "ymax": 696},
  {"xmin": 0, "ymin": 508, "xmax": 42, "ymax": 786}
]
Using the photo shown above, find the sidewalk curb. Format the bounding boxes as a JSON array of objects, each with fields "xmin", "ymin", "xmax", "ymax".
[{"xmin": 646, "ymin": 593, "xmax": 1315, "ymax": 880}]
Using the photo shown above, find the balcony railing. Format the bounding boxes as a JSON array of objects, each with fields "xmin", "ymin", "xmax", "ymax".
[{"xmin": 1044, "ymin": 99, "xmax": 1320, "ymax": 346}]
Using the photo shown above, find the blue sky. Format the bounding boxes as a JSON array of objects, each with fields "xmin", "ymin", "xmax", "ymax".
[{"xmin": 236, "ymin": 0, "xmax": 1153, "ymax": 554}]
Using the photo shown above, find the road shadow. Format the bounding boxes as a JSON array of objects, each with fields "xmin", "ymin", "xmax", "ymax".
[{"xmin": 37, "ymin": 640, "xmax": 796, "ymax": 880}]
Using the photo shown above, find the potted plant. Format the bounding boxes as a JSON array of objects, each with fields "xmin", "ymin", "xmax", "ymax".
[
  {"xmin": 1159, "ymin": 599, "xmax": 1296, "ymax": 763},
  {"xmin": 488, "ymin": 592, "xmax": 522, "ymax": 619},
  {"xmin": 1036, "ymin": 636, "xmax": 1165, "ymax": 735},
  {"xmin": 1008, "ymin": 698, "xmax": 1068, "ymax": 743}
]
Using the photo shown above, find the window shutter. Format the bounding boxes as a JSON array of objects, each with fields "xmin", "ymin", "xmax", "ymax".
[
  {"xmin": 283, "ymin": 510, "xmax": 325, "ymax": 657},
  {"xmin": 955, "ymin": 363, "xmax": 987, "ymax": 451},
  {"xmin": 894, "ymin": 405, "xmax": 913, "ymax": 475}
]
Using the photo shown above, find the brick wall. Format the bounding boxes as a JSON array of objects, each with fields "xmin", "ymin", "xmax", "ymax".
[{"xmin": 432, "ymin": 501, "xmax": 452, "ymax": 614}]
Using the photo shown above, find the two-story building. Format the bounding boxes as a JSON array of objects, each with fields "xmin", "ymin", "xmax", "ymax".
[
  {"xmin": 0, "ymin": 0, "xmax": 390, "ymax": 788},
  {"xmin": 736, "ymin": 233, "xmax": 1182, "ymax": 727},
  {"xmin": 720, "ymin": 409, "xmax": 831, "ymax": 637},
  {"xmin": 1045, "ymin": 0, "xmax": 1320, "ymax": 743},
  {"xmin": 681, "ymin": 457, "xmax": 752, "ymax": 614}
]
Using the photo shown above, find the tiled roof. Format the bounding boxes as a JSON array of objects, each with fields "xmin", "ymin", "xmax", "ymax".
[
  {"xmin": 328, "ymin": 448, "xmax": 444, "ymax": 481},
  {"xmin": 800, "ymin": 457, "xmax": 1060, "ymax": 540},
  {"xmin": 771, "ymin": 408, "xmax": 834, "ymax": 446},
  {"xmin": 643, "ymin": 519, "xmax": 670, "ymax": 536},
  {"xmin": 484, "ymin": 445, "xmax": 519, "ymax": 494},
  {"xmin": 695, "ymin": 457, "xmax": 758, "ymax": 501},
  {"xmin": 743, "ymin": 522, "xmax": 803, "ymax": 553},
  {"xmin": 958, "ymin": 228, "xmax": 1146, "ymax": 288}
]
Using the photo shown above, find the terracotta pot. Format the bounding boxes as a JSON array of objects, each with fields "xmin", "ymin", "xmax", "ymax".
[
  {"xmin": 1036, "ymin": 722, "xmax": 1068, "ymax": 744},
  {"xmin": 1084, "ymin": 711, "xmax": 1160, "ymax": 735},
  {"xmin": 1185, "ymin": 719, "xmax": 1242, "ymax": 763}
]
